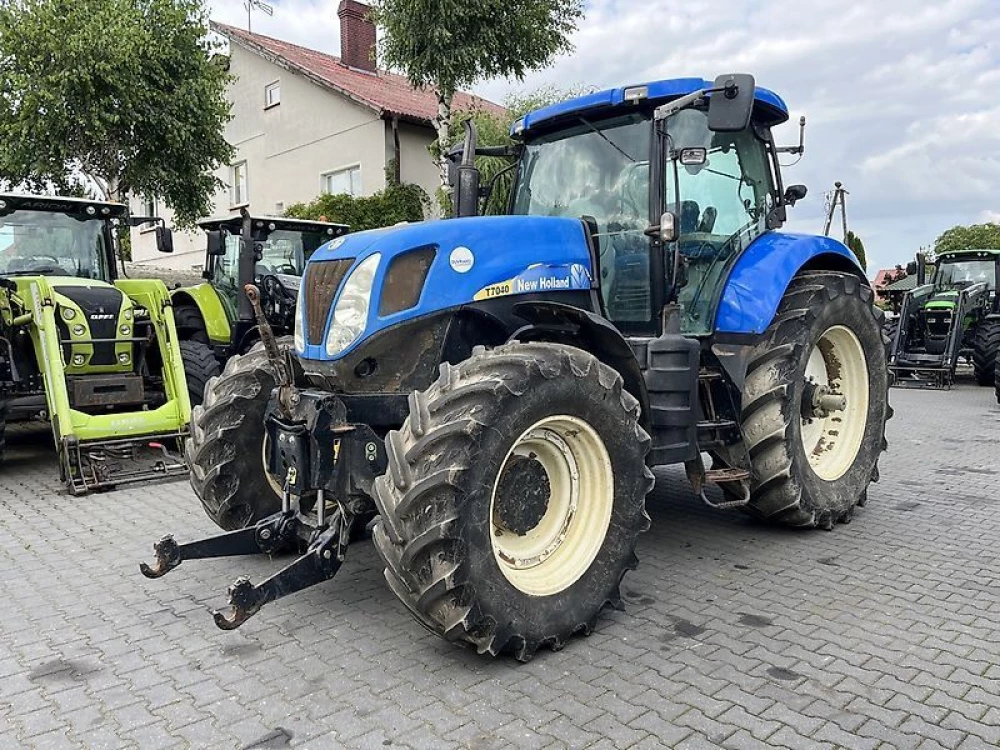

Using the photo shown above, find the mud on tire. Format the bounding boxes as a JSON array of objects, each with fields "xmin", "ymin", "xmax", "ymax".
[
  {"xmin": 186, "ymin": 338, "xmax": 298, "ymax": 531},
  {"xmin": 739, "ymin": 272, "xmax": 891, "ymax": 529},
  {"xmin": 373, "ymin": 343, "xmax": 653, "ymax": 662}
]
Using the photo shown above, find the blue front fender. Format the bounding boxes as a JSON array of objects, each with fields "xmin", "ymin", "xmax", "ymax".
[{"xmin": 714, "ymin": 232, "xmax": 866, "ymax": 335}]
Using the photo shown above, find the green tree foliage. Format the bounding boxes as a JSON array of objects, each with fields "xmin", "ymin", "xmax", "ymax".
[
  {"xmin": 933, "ymin": 223, "xmax": 1000, "ymax": 256},
  {"xmin": 369, "ymin": 0, "xmax": 583, "ymax": 185},
  {"xmin": 283, "ymin": 183, "xmax": 428, "ymax": 231},
  {"xmin": 443, "ymin": 85, "xmax": 594, "ymax": 216},
  {"xmin": 0, "ymin": 0, "xmax": 233, "ymax": 225},
  {"xmin": 845, "ymin": 230, "xmax": 867, "ymax": 270}
]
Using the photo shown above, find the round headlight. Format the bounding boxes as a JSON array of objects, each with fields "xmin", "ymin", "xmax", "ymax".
[
  {"xmin": 120, "ymin": 325, "xmax": 131, "ymax": 336},
  {"xmin": 62, "ymin": 307, "xmax": 77, "ymax": 321},
  {"xmin": 86, "ymin": 205, "xmax": 96, "ymax": 216},
  {"xmin": 72, "ymin": 354, "xmax": 85, "ymax": 366},
  {"xmin": 118, "ymin": 352, "xmax": 130, "ymax": 364},
  {"xmin": 72, "ymin": 324, "xmax": 85, "ymax": 336},
  {"xmin": 325, "ymin": 254, "xmax": 380, "ymax": 357},
  {"xmin": 124, "ymin": 308, "xmax": 133, "ymax": 320}
]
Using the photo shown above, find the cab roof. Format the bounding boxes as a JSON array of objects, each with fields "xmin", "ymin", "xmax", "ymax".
[
  {"xmin": 514, "ymin": 77, "xmax": 789, "ymax": 137},
  {"xmin": 197, "ymin": 214, "xmax": 349, "ymax": 236},
  {"xmin": 938, "ymin": 248, "xmax": 1000, "ymax": 259},
  {"xmin": 0, "ymin": 192, "xmax": 128, "ymax": 218}
]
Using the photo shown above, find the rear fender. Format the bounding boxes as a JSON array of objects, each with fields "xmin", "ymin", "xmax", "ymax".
[
  {"xmin": 715, "ymin": 232, "xmax": 867, "ymax": 335},
  {"xmin": 507, "ymin": 301, "xmax": 650, "ymax": 430}
]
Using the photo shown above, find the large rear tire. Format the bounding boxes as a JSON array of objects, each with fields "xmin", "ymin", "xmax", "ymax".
[
  {"xmin": 971, "ymin": 319, "xmax": 1000, "ymax": 386},
  {"xmin": 179, "ymin": 340, "xmax": 221, "ymax": 408},
  {"xmin": 739, "ymin": 272, "xmax": 890, "ymax": 529},
  {"xmin": 373, "ymin": 343, "xmax": 653, "ymax": 661},
  {"xmin": 186, "ymin": 338, "xmax": 297, "ymax": 531}
]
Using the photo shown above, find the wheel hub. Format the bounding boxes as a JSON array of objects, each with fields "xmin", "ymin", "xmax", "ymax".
[
  {"xmin": 802, "ymin": 379, "xmax": 847, "ymax": 420},
  {"xmin": 494, "ymin": 455, "xmax": 551, "ymax": 536}
]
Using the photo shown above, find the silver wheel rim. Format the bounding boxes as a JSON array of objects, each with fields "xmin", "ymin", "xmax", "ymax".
[
  {"xmin": 489, "ymin": 415, "xmax": 614, "ymax": 596},
  {"xmin": 800, "ymin": 325, "xmax": 869, "ymax": 481}
]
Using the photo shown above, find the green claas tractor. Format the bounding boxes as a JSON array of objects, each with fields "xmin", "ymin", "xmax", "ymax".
[
  {"xmin": 0, "ymin": 194, "xmax": 211, "ymax": 493},
  {"xmin": 142, "ymin": 74, "xmax": 892, "ymax": 660},
  {"xmin": 889, "ymin": 248, "xmax": 1000, "ymax": 389},
  {"xmin": 169, "ymin": 212, "xmax": 349, "ymax": 403}
]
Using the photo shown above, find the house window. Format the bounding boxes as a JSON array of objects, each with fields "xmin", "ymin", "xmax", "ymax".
[
  {"xmin": 321, "ymin": 166, "xmax": 361, "ymax": 197},
  {"xmin": 140, "ymin": 196, "xmax": 157, "ymax": 231},
  {"xmin": 265, "ymin": 81, "xmax": 281, "ymax": 108},
  {"xmin": 231, "ymin": 161, "xmax": 249, "ymax": 206}
]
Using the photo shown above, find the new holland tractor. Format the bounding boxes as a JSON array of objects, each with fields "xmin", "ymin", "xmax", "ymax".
[
  {"xmin": 142, "ymin": 75, "xmax": 891, "ymax": 660},
  {"xmin": 0, "ymin": 194, "xmax": 210, "ymax": 493},
  {"xmin": 888, "ymin": 248, "xmax": 999, "ymax": 389}
]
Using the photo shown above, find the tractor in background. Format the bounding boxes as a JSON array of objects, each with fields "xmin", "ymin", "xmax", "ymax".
[
  {"xmin": 168, "ymin": 212, "xmax": 349, "ymax": 405},
  {"xmin": 0, "ymin": 194, "xmax": 209, "ymax": 493},
  {"xmin": 889, "ymin": 248, "xmax": 999, "ymax": 389},
  {"xmin": 143, "ymin": 75, "xmax": 891, "ymax": 661}
]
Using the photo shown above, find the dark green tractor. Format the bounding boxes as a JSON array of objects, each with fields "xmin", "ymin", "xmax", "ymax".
[{"xmin": 889, "ymin": 248, "xmax": 1000, "ymax": 389}]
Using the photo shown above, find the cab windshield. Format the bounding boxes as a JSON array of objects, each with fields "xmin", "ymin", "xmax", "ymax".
[
  {"xmin": 0, "ymin": 210, "xmax": 111, "ymax": 280},
  {"xmin": 933, "ymin": 259, "xmax": 996, "ymax": 291}
]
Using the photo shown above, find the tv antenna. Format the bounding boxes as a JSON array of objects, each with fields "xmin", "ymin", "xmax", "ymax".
[{"xmin": 245, "ymin": 0, "xmax": 273, "ymax": 33}]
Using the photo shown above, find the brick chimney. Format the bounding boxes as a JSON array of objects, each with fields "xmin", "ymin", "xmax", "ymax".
[{"xmin": 338, "ymin": 0, "xmax": 377, "ymax": 73}]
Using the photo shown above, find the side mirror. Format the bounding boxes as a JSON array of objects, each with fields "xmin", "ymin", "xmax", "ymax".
[
  {"xmin": 206, "ymin": 230, "xmax": 225, "ymax": 256},
  {"xmin": 784, "ymin": 184, "xmax": 807, "ymax": 206},
  {"xmin": 905, "ymin": 261, "xmax": 917, "ymax": 276},
  {"xmin": 155, "ymin": 226, "xmax": 174, "ymax": 254},
  {"xmin": 915, "ymin": 252, "xmax": 927, "ymax": 286},
  {"xmin": 707, "ymin": 73, "xmax": 755, "ymax": 132}
]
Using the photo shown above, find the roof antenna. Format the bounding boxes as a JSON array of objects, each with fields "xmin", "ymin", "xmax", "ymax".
[{"xmin": 244, "ymin": 0, "xmax": 273, "ymax": 33}]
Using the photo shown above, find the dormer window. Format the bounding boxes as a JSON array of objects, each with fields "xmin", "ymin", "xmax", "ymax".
[{"xmin": 265, "ymin": 80, "xmax": 280, "ymax": 109}]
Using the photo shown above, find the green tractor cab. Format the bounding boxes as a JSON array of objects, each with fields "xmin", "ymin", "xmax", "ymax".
[
  {"xmin": 0, "ymin": 193, "xmax": 211, "ymax": 493},
  {"xmin": 889, "ymin": 248, "xmax": 1000, "ymax": 388},
  {"xmin": 169, "ymin": 212, "xmax": 349, "ymax": 382}
]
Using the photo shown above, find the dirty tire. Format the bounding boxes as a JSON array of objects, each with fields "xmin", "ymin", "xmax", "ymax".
[
  {"xmin": 373, "ymin": 342, "xmax": 653, "ymax": 662},
  {"xmin": 175, "ymin": 305, "xmax": 210, "ymax": 344},
  {"xmin": 186, "ymin": 337, "xmax": 298, "ymax": 531},
  {"xmin": 179, "ymin": 340, "xmax": 221, "ymax": 408},
  {"xmin": 740, "ymin": 272, "xmax": 891, "ymax": 529},
  {"xmin": 971, "ymin": 319, "xmax": 1000, "ymax": 386}
]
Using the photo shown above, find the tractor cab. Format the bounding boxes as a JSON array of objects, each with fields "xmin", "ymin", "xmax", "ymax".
[
  {"xmin": 171, "ymin": 213, "xmax": 349, "ymax": 361},
  {"xmin": 930, "ymin": 252, "xmax": 997, "ymax": 295}
]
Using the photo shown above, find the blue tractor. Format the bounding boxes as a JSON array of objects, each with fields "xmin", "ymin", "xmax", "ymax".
[{"xmin": 142, "ymin": 75, "xmax": 891, "ymax": 661}]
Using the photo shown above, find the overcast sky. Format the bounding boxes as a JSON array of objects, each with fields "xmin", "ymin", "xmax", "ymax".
[{"xmin": 212, "ymin": 0, "xmax": 1000, "ymax": 276}]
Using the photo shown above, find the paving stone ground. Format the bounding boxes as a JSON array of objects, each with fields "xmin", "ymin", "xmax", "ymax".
[{"xmin": 0, "ymin": 379, "xmax": 998, "ymax": 749}]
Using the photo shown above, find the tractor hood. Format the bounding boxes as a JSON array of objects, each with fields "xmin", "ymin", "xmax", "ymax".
[
  {"xmin": 924, "ymin": 291, "xmax": 958, "ymax": 310},
  {"xmin": 298, "ymin": 216, "xmax": 595, "ymax": 361}
]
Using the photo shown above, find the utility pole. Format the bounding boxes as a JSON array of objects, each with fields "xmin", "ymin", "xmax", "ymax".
[
  {"xmin": 823, "ymin": 181, "xmax": 849, "ymax": 240},
  {"xmin": 244, "ymin": 0, "xmax": 273, "ymax": 33}
]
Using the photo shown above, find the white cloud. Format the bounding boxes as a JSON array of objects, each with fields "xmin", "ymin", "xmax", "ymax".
[{"xmin": 209, "ymin": 0, "xmax": 1000, "ymax": 272}]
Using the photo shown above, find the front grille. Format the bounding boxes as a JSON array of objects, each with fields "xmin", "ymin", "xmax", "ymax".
[
  {"xmin": 303, "ymin": 259, "xmax": 354, "ymax": 345},
  {"xmin": 55, "ymin": 286, "xmax": 124, "ymax": 366}
]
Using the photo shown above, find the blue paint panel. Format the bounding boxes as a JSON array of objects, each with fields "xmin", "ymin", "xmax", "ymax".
[
  {"xmin": 517, "ymin": 77, "xmax": 789, "ymax": 136},
  {"xmin": 715, "ymin": 232, "xmax": 865, "ymax": 335},
  {"xmin": 300, "ymin": 216, "xmax": 593, "ymax": 361}
]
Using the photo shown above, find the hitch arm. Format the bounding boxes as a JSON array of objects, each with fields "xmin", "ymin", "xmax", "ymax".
[
  {"xmin": 213, "ymin": 509, "xmax": 355, "ymax": 630},
  {"xmin": 139, "ymin": 511, "xmax": 298, "ymax": 579}
]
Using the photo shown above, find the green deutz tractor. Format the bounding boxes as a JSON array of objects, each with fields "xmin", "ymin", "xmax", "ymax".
[
  {"xmin": 142, "ymin": 74, "xmax": 892, "ymax": 660},
  {"xmin": 889, "ymin": 248, "xmax": 1000, "ymax": 389},
  {"xmin": 169, "ymin": 212, "xmax": 349, "ymax": 404},
  {"xmin": 0, "ymin": 194, "xmax": 211, "ymax": 493}
]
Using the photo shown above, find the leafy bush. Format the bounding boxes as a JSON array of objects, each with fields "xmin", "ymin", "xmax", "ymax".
[{"xmin": 284, "ymin": 182, "xmax": 428, "ymax": 231}]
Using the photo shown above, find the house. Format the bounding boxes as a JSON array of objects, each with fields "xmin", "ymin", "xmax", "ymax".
[
  {"xmin": 872, "ymin": 266, "xmax": 907, "ymax": 302},
  {"xmin": 129, "ymin": 0, "xmax": 503, "ymax": 269}
]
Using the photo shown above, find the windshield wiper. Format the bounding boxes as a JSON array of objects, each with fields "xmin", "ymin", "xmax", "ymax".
[
  {"xmin": 2, "ymin": 267, "xmax": 60, "ymax": 276},
  {"xmin": 579, "ymin": 117, "xmax": 637, "ymax": 163}
]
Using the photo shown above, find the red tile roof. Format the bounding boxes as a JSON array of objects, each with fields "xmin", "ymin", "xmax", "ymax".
[{"xmin": 211, "ymin": 22, "xmax": 505, "ymax": 126}]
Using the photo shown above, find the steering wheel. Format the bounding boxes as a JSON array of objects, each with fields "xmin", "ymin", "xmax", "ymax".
[{"xmin": 259, "ymin": 274, "xmax": 294, "ymax": 323}]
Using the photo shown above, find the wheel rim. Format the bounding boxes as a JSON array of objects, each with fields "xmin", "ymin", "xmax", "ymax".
[
  {"xmin": 489, "ymin": 415, "xmax": 614, "ymax": 597},
  {"xmin": 261, "ymin": 434, "xmax": 283, "ymax": 498},
  {"xmin": 800, "ymin": 325, "xmax": 869, "ymax": 481}
]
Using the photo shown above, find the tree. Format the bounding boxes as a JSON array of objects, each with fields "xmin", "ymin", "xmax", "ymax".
[
  {"xmin": 844, "ymin": 230, "xmax": 867, "ymax": 270},
  {"xmin": 370, "ymin": 0, "xmax": 583, "ymax": 186},
  {"xmin": 933, "ymin": 223, "xmax": 1000, "ymax": 256},
  {"xmin": 0, "ymin": 0, "xmax": 233, "ymax": 225}
]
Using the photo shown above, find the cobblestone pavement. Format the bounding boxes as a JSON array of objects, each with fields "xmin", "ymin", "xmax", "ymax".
[{"xmin": 1, "ymin": 381, "xmax": 998, "ymax": 749}]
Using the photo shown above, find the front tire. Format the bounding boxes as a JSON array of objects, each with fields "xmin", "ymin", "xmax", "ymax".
[
  {"xmin": 179, "ymin": 340, "xmax": 220, "ymax": 408},
  {"xmin": 373, "ymin": 343, "xmax": 653, "ymax": 661},
  {"xmin": 186, "ymin": 338, "xmax": 296, "ymax": 530},
  {"xmin": 972, "ymin": 319, "xmax": 1000, "ymax": 386},
  {"xmin": 739, "ymin": 272, "xmax": 890, "ymax": 529}
]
